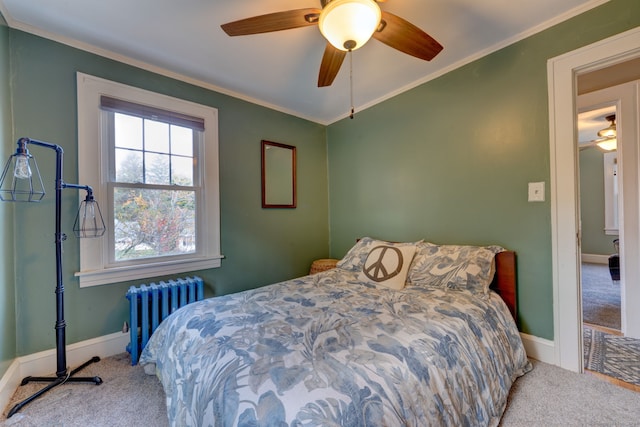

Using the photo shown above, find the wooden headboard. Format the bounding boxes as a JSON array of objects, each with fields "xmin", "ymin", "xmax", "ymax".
[{"xmin": 490, "ymin": 250, "xmax": 517, "ymax": 323}]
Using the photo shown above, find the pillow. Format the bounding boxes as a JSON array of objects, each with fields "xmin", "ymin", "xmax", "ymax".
[
  {"xmin": 358, "ymin": 243, "xmax": 417, "ymax": 290},
  {"xmin": 337, "ymin": 237, "xmax": 421, "ymax": 272},
  {"xmin": 407, "ymin": 242, "xmax": 504, "ymax": 294}
]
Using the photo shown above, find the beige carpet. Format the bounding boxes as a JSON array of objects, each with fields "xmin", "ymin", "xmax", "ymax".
[
  {"xmin": 1, "ymin": 353, "xmax": 168, "ymax": 427},
  {"xmin": 2, "ymin": 355, "xmax": 640, "ymax": 426},
  {"xmin": 500, "ymin": 360, "xmax": 640, "ymax": 426}
]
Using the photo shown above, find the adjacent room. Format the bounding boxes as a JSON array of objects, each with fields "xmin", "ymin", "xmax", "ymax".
[
  {"xmin": 1, "ymin": 0, "xmax": 639, "ymax": 425},
  {"xmin": 577, "ymin": 70, "xmax": 640, "ymax": 387}
]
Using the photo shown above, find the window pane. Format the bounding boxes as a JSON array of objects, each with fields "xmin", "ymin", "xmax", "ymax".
[
  {"xmin": 115, "ymin": 149, "xmax": 143, "ymax": 183},
  {"xmin": 171, "ymin": 125, "xmax": 193, "ymax": 156},
  {"xmin": 115, "ymin": 113, "xmax": 143, "ymax": 150},
  {"xmin": 172, "ymin": 156, "xmax": 193, "ymax": 186},
  {"xmin": 145, "ymin": 120, "xmax": 170, "ymax": 154},
  {"xmin": 113, "ymin": 188, "xmax": 196, "ymax": 261},
  {"xmin": 145, "ymin": 152, "xmax": 170, "ymax": 185}
]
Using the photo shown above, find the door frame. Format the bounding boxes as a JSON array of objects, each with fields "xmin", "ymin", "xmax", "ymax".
[{"xmin": 548, "ymin": 26, "xmax": 640, "ymax": 372}]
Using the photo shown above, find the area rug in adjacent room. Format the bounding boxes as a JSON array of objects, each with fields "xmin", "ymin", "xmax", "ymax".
[
  {"xmin": 584, "ymin": 326, "xmax": 640, "ymax": 387},
  {"xmin": 581, "ymin": 263, "xmax": 620, "ymax": 330}
]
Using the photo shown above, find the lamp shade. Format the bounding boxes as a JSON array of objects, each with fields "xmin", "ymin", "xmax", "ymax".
[
  {"xmin": 319, "ymin": 0, "xmax": 381, "ymax": 51},
  {"xmin": 73, "ymin": 195, "xmax": 106, "ymax": 238},
  {"xmin": 0, "ymin": 152, "xmax": 46, "ymax": 202}
]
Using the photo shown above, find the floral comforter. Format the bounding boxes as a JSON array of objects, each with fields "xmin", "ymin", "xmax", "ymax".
[{"xmin": 140, "ymin": 268, "xmax": 531, "ymax": 426}]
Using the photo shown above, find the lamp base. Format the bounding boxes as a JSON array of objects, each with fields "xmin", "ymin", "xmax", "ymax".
[{"xmin": 6, "ymin": 356, "xmax": 102, "ymax": 418}]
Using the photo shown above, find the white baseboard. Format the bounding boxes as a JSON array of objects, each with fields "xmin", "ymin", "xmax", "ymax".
[
  {"xmin": 0, "ymin": 332, "xmax": 130, "ymax": 414},
  {"xmin": 520, "ymin": 332, "xmax": 555, "ymax": 364},
  {"xmin": 581, "ymin": 253, "xmax": 612, "ymax": 264}
]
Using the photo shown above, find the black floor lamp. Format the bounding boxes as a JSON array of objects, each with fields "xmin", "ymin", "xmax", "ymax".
[{"xmin": 0, "ymin": 137, "xmax": 106, "ymax": 418}]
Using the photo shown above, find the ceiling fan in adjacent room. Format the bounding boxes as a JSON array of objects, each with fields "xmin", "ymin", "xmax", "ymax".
[
  {"xmin": 579, "ymin": 114, "xmax": 617, "ymax": 152},
  {"xmin": 221, "ymin": 0, "xmax": 444, "ymax": 88}
]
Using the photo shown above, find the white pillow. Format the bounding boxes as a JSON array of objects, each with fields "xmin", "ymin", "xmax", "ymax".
[{"xmin": 358, "ymin": 243, "xmax": 417, "ymax": 290}]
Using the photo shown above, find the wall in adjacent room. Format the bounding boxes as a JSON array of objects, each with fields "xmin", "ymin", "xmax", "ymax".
[
  {"xmin": 327, "ymin": 0, "xmax": 639, "ymax": 340},
  {"xmin": 579, "ymin": 149, "xmax": 619, "ymax": 256},
  {"xmin": 0, "ymin": 12, "xmax": 16, "ymax": 377},
  {"xmin": 8, "ymin": 30, "xmax": 330, "ymax": 356}
]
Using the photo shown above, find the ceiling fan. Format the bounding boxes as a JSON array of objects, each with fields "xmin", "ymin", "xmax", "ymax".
[
  {"xmin": 221, "ymin": 0, "xmax": 444, "ymax": 88},
  {"xmin": 580, "ymin": 114, "xmax": 617, "ymax": 152}
]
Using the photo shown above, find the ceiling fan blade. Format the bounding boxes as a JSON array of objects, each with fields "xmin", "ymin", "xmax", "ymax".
[
  {"xmin": 318, "ymin": 43, "xmax": 347, "ymax": 87},
  {"xmin": 373, "ymin": 11, "xmax": 443, "ymax": 61},
  {"xmin": 221, "ymin": 8, "xmax": 321, "ymax": 36}
]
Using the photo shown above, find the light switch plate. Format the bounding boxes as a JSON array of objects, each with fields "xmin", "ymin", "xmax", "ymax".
[{"xmin": 528, "ymin": 182, "xmax": 545, "ymax": 202}]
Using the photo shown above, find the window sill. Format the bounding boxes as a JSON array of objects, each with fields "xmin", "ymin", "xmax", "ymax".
[
  {"xmin": 604, "ymin": 228, "xmax": 619, "ymax": 236},
  {"xmin": 76, "ymin": 255, "xmax": 223, "ymax": 288}
]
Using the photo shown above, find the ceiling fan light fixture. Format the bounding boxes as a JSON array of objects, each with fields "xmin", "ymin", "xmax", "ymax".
[
  {"xmin": 319, "ymin": 0, "xmax": 381, "ymax": 51},
  {"xmin": 597, "ymin": 114, "xmax": 617, "ymax": 138},
  {"xmin": 596, "ymin": 138, "xmax": 617, "ymax": 151},
  {"xmin": 598, "ymin": 127, "xmax": 616, "ymax": 138}
]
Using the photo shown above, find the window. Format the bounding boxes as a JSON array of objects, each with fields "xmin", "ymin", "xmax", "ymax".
[{"xmin": 76, "ymin": 73, "xmax": 221, "ymax": 287}]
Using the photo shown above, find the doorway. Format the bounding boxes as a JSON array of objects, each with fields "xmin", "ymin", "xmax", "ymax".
[
  {"xmin": 548, "ymin": 26, "xmax": 640, "ymax": 373},
  {"xmin": 576, "ymin": 78, "xmax": 640, "ymax": 342},
  {"xmin": 576, "ymin": 88, "xmax": 640, "ymax": 389},
  {"xmin": 577, "ymin": 102, "xmax": 621, "ymax": 334},
  {"xmin": 576, "ymin": 85, "xmax": 634, "ymax": 337}
]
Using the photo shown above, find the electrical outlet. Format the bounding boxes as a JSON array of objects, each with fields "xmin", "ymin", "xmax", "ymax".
[{"xmin": 528, "ymin": 182, "xmax": 545, "ymax": 202}]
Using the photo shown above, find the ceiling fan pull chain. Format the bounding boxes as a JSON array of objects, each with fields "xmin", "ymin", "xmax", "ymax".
[{"xmin": 349, "ymin": 50, "xmax": 355, "ymax": 119}]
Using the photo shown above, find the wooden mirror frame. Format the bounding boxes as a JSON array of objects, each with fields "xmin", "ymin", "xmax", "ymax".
[{"xmin": 261, "ymin": 140, "xmax": 297, "ymax": 208}]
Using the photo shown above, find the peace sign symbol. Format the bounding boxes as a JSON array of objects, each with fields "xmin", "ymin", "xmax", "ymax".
[{"xmin": 363, "ymin": 245, "xmax": 404, "ymax": 282}]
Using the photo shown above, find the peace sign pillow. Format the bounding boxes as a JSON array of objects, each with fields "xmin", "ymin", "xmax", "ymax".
[
  {"xmin": 336, "ymin": 237, "xmax": 421, "ymax": 272},
  {"xmin": 357, "ymin": 244, "xmax": 418, "ymax": 290}
]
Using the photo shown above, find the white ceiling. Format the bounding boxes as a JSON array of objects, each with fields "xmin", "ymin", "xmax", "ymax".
[{"xmin": 0, "ymin": 0, "xmax": 609, "ymax": 124}]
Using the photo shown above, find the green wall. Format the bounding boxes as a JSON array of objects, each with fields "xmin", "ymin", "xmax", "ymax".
[
  {"xmin": 327, "ymin": 0, "xmax": 639, "ymax": 340},
  {"xmin": 3, "ymin": 0, "xmax": 639, "ymax": 360},
  {"xmin": 579, "ymin": 149, "xmax": 619, "ymax": 256},
  {"xmin": 0, "ymin": 12, "xmax": 17, "ymax": 378},
  {"xmin": 8, "ymin": 31, "xmax": 330, "ymax": 356}
]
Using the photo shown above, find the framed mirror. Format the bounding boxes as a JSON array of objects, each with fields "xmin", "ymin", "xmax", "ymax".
[{"xmin": 261, "ymin": 140, "xmax": 296, "ymax": 208}]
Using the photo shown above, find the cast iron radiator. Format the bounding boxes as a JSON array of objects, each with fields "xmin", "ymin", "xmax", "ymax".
[{"xmin": 125, "ymin": 276, "xmax": 204, "ymax": 365}]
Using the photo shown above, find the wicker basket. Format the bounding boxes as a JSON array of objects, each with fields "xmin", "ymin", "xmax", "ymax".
[{"xmin": 309, "ymin": 258, "xmax": 339, "ymax": 275}]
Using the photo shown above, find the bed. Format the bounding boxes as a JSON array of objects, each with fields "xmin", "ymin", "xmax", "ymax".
[{"xmin": 140, "ymin": 238, "xmax": 531, "ymax": 426}]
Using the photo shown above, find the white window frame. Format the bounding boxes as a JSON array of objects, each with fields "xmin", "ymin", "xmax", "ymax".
[
  {"xmin": 76, "ymin": 72, "xmax": 221, "ymax": 287},
  {"xmin": 603, "ymin": 151, "xmax": 619, "ymax": 235}
]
